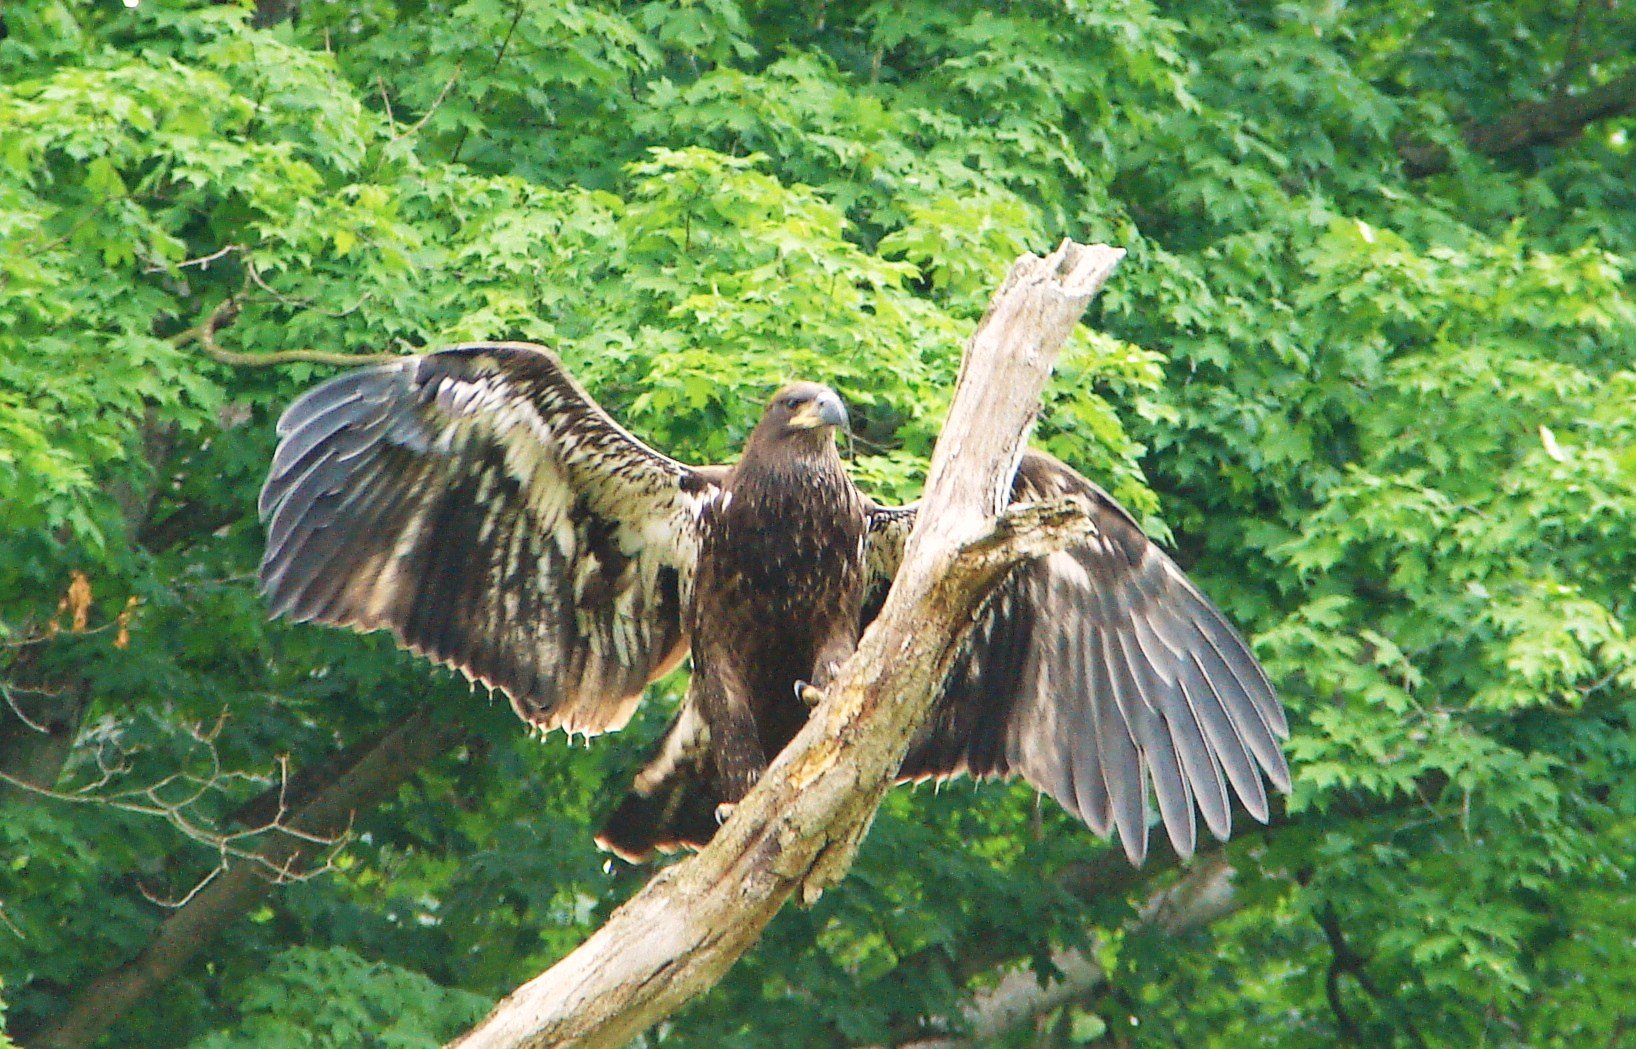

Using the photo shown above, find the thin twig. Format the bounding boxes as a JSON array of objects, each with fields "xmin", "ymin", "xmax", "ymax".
[
  {"xmin": 451, "ymin": 0, "xmax": 526, "ymax": 162},
  {"xmin": 0, "ymin": 766, "xmax": 349, "ymax": 882},
  {"xmin": 376, "ymin": 75, "xmax": 397, "ymax": 130},
  {"xmin": 1577, "ymin": 667, "xmax": 1622, "ymax": 698},
  {"xmin": 138, "ymin": 864, "xmax": 226, "ymax": 910},
  {"xmin": 141, "ymin": 243, "xmax": 243, "ymax": 275},
  {"xmin": 390, "ymin": 64, "xmax": 463, "ymax": 144},
  {"xmin": 245, "ymin": 257, "xmax": 373, "ymax": 318},
  {"xmin": 1, "ymin": 679, "xmax": 52, "ymax": 734}
]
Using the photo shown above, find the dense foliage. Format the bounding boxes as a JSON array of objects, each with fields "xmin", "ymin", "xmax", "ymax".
[{"xmin": 2, "ymin": 1, "xmax": 1633, "ymax": 1045}]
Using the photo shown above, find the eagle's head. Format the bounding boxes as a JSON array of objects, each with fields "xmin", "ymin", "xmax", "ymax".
[{"xmin": 756, "ymin": 382, "xmax": 848, "ymax": 443}]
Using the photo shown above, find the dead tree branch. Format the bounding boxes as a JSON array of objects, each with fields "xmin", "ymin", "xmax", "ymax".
[
  {"xmin": 28, "ymin": 705, "xmax": 466, "ymax": 1049},
  {"xmin": 447, "ymin": 239, "xmax": 1125, "ymax": 1049},
  {"xmin": 0, "ymin": 738, "xmax": 347, "ymax": 883},
  {"xmin": 390, "ymin": 64, "xmax": 465, "ymax": 144}
]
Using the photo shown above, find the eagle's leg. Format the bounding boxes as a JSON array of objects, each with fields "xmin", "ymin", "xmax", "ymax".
[{"xmin": 695, "ymin": 661, "xmax": 767, "ymax": 811}]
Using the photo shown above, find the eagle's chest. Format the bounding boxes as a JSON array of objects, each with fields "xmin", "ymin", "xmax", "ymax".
[{"xmin": 693, "ymin": 470, "xmax": 866, "ymax": 651}]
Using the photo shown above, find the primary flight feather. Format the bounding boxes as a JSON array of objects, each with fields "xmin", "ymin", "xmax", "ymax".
[{"xmin": 259, "ymin": 342, "xmax": 1289, "ymax": 866}]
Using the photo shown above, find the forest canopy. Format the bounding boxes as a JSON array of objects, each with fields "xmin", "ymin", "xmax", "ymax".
[{"xmin": 1, "ymin": 1, "xmax": 1634, "ymax": 1046}]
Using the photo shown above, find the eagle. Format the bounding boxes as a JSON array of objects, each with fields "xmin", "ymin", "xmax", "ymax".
[{"xmin": 259, "ymin": 342, "xmax": 1288, "ymax": 866}]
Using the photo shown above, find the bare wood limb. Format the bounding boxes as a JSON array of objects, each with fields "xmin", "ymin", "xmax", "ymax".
[
  {"xmin": 1401, "ymin": 68, "xmax": 1636, "ymax": 177},
  {"xmin": 0, "ymin": 677, "xmax": 91, "ymax": 808},
  {"xmin": 0, "ymin": 707, "xmax": 364, "ymax": 880},
  {"xmin": 27, "ymin": 706, "xmax": 466, "ymax": 1049},
  {"xmin": 142, "ymin": 242, "xmax": 243, "ymax": 275},
  {"xmin": 0, "ymin": 759, "xmax": 347, "ymax": 875},
  {"xmin": 448, "ymin": 240, "xmax": 1125, "ymax": 1049}
]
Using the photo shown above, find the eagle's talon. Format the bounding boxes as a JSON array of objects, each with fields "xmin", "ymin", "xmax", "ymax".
[
  {"xmin": 714, "ymin": 802, "xmax": 737, "ymax": 826},
  {"xmin": 794, "ymin": 680, "xmax": 825, "ymax": 709}
]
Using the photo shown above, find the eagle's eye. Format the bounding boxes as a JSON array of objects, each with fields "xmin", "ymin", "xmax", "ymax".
[{"xmin": 783, "ymin": 397, "xmax": 802, "ymax": 410}]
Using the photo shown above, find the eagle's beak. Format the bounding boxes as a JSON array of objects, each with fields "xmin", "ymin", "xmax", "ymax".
[
  {"xmin": 816, "ymin": 392, "xmax": 848, "ymax": 430},
  {"xmin": 792, "ymin": 392, "xmax": 849, "ymax": 431}
]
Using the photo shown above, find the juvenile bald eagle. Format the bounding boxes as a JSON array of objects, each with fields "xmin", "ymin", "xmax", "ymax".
[{"xmin": 259, "ymin": 342, "xmax": 1288, "ymax": 865}]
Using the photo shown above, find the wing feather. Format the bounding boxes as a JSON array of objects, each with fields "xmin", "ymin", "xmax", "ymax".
[
  {"xmin": 883, "ymin": 450, "xmax": 1289, "ymax": 863},
  {"xmin": 1130, "ymin": 611, "xmax": 1231, "ymax": 842},
  {"xmin": 1095, "ymin": 626, "xmax": 1150, "ymax": 863},
  {"xmin": 259, "ymin": 342, "xmax": 719, "ymax": 736},
  {"xmin": 1056, "ymin": 627, "xmax": 1106, "ymax": 836}
]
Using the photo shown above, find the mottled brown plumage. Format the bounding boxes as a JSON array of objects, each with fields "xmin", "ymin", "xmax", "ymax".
[
  {"xmin": 259, "ymin": 342, "xmax": 1289, "ymax": 867},
  {"xmin": 690, "ymin": 383, "xmax": 864, "ymax": 802}
]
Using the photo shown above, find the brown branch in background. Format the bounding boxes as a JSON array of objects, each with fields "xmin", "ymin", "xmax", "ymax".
[
  {"xmin": 1400, "ymin": 68, "xmax": 1636, "ymax": 177},
  {"xmin": 227, "ymin": 725, "xmax": 396, "ymax": 830},
  {"xmin": 1319, "ymin": 904, "xmax": 1367, "ymax": 1045},
  {"xmin": 1316, "ymin": 903, "xmax": 1429, "ymax": 1049},
  {"xmin": 1549, "ymin": 0, "xmax": 1596, "ymax": 95},
  {"xmin": 174, "ymin": 296, "xmax": 399, "ymax": 368},
  {"xmin": 26, "ymin": 705, "xmax": 468, "ymax": 1049}
]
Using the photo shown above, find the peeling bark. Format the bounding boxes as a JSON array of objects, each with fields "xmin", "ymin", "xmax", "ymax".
[{"xmin": 448, "ymin": 240, "xmax": 1126, "ymax": 1049}]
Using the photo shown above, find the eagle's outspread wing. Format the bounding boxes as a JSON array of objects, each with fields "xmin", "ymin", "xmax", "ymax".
[
  {"xmin": 259, "ymin": 342, "xmax": 719, "ymax": 735},
  {"xmin": 868, "ymin": 451, "xmax": 1289, "ymax": 865}
]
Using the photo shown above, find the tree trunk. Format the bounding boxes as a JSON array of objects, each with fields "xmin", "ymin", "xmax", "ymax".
[{"xmin": 448, "ymin": 240, "xmax": 1126, "ymax": 1049}]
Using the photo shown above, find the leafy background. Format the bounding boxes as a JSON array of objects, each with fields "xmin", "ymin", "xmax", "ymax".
[{"xmin": 1, "ymin": 0, "xmax": 1632, "ymax": 1045}]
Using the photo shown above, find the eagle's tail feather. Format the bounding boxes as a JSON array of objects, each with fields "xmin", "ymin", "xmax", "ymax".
[{"xmin": 595, "ymin": 761, "xmax": 719, "ymax": 862}]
